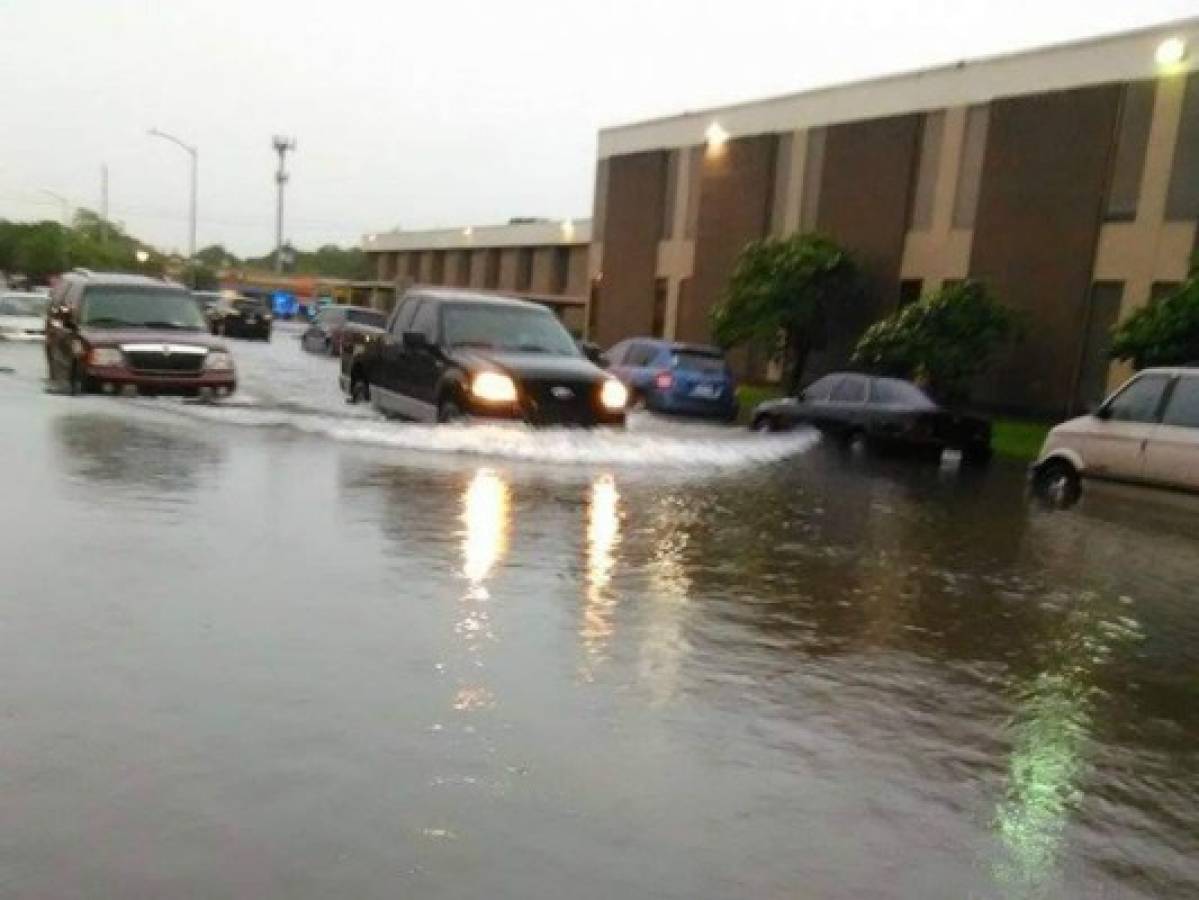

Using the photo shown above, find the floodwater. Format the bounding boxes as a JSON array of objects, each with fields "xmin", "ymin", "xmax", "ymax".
[{"xmin": 1, "ymin": 325, "xmax": 1197, "ymax": 899}]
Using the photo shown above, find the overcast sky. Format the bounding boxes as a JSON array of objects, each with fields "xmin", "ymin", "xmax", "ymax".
[{"xmin": 1, "ymin": 0, "xmax": 1194, "ymax": 256}]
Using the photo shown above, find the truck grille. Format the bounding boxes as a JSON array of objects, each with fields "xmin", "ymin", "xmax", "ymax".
[
  {"xmin": 522, "ymin": 378, "xmax": 598, "ymax": 426},
  {"xmin": 122, "ymin": 345, "xmax": 207, "ymax": 374}
]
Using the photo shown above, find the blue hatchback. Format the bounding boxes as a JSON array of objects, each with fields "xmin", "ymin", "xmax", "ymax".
[{"xmin": 606, "ymin": 338, "xmax": 739, "ymax": 421}]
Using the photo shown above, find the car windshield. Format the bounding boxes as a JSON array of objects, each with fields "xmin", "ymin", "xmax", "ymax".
[
  {"xmin": 672, "ymin": 350, "xmax": 727, "ymax": 374},
  {"xmin": 347, "ymin": 309, "xmax": 385, "ymax": 326},
  {"xmin": 0, "ymin": 295, "xmax": 48, "ymax": 317},
  {"xmin": 442, "ymin": 304, "xmax": 579, "ymax": 355},
  {"xmin": 80, "ymin": 287, "xmax": 207, "ymax": 330},
  {"xmin": 870, "ymin": 377, "xmax": 937, "ymax": 408}
]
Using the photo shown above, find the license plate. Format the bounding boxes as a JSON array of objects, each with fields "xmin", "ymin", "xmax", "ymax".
[{"xmin": 691, "ymin": 384, "xmax": 719, "ymax": 398}]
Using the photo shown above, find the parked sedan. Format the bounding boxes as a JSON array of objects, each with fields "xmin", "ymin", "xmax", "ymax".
[
  {"xmin": 209, "ymin": 295, "xmax": 273, "ymax": 340},
  {"xmin": 0, "ymin": 292, "xmax": 49, "ymax": 341},
  {"xmin": 750, "ymin": 372, "xmax": 992, "ymax": 463},
  {"xmin": 301, "ymin": 305, "xmax": 386, "ymax": 356},
  {"xmin": 1032, "ymin": 367, "xmax": 1199, "ymax": 506},
  {"xmin": 606, "ymin": 338, "xmax": 739, "ymax": 421}
]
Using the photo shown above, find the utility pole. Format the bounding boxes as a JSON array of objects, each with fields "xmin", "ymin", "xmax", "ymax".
[
  {"xmin": 272, "ymin": 135, "xmax": 296, "ymax": 273},
  {"xmin": 100, "ymin": 164, "xmax": 109, "ymax": 246}
]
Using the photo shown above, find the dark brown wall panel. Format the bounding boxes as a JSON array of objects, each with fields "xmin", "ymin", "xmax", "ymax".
[
  {"xmin": 594, "ymin": 151, "xmax": 668, "ymax": 347},
  {"xmin": 970, "ymin": 85, "xmax": 1122, "ymax": 415},
  {"xmin": 808, "ymin": 113, "xmax": 921, "ymax": 376},
  {"xmin": 680, "ymin": 135, "xmax": 777, "ymax": 344}
]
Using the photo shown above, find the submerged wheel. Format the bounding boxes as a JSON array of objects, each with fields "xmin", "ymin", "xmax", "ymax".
[
  {"xmin": 437, "ymin": 395, "xmax": 466, "ymax": 424},
  {"xmin": 751, "ymin": 414, "xmax": 778, "ymax": 433},
  {"xmin": 349, "ymin": 373, "xmax": 370, "ymax": 404},
  {"xmin": 1033, "ymin": 459, "xmax": 1081, "ymax": 508}
]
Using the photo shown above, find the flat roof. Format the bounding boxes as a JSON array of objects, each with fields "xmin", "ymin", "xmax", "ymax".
[
  {"xmin": 599, "ymin": 16, "xmax": 1199, "ymax": 158},
  {"xmin": 363, "ymin": 219, "xmax": 591, "ymax": 253}
]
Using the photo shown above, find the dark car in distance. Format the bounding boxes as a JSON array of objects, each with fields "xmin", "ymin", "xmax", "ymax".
[
  {"xmin": 46, "ymin": 271, "xmax": 236, "ymax": 397},
  {"xmin": 301, "ymin": 305, "xmax": 386, "ymax": 356},
  {"xmin": 749, "ymin": 372, "xmax": 991, "ymax": 463},
  {"xmin": 606, "ymin": 338, "xmax": 739, "ymax": 421},
  {"xmin": 343, "ymin": 288, "xmax": 627, "ymax": 426},
  {"xmin": 208, "ymin": 295, "xmax": 272, "ymax": 340}
]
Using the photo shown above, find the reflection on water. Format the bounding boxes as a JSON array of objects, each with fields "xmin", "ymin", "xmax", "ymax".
[
  {"xmin": 639, "ymin": 493, "xmax": 694, "ymax": 704},
  {"xmin": 580, "ymin": 474, "xmax": 621, "ymax": 670},
  {"xmin": 451, "ymin": 468, "xmax": 511, "ymax": 714}
]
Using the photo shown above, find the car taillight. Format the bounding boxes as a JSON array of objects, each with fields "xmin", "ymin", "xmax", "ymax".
[{"xmin": 655, "ymin": 371, "xmax": 673, "ymax": 390}]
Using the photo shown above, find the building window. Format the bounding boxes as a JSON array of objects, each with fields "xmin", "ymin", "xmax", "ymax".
[
  {"xmin": 662, "ymin": 150, "xmax": 679, "ymax": 240},
  {"xmin": 431, "ymin": 251, "xmax": 445, "ymax": 284},
  {"xmin": 952, "ymin": 105, "xmax": 989, "ymax": 229},
  {"xmin": 408, "ymin": 253, "xmax": 420, "ymax": 279},
  {"xmin": 552, "ymin": 246, "xmax": 571, "ymax": 295},
  {"xmin": 457, "ymin": 250, "xmax": 471, "ymax": 286},
  {"xmin": 908, "ymin": 112, "xmax": 944, "ymax": 232},
  {"xmin": 1105, "ymin": 81, "xmax": 1156, "ymax": 221},
  {"xmin": 652, "ymin": 278, "xmax": 668, "ymax": 337},
  {"xmin": 484, "ymin": 249, "xmax": 500, "ymax": 288},
  {"xmin": 1166, "ymin": 73, "xmax": 1199, "ymax": 220},
  {"xmin": 1074, "ymin": 281, "xmax": 1125, "ymax": 412},
  {"xmin": 517, "ymin": 248, "xmax": 534, "ymax": 291},
  {"xmin": 1151, "ymin": 281, "xmax": 1182, "ymax": 302},
  {"xmin": 898, "ymin": 279, "xmax": 923, "ymax": 308}
]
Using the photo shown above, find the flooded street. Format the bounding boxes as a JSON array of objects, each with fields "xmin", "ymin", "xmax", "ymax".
[{"xmin": 1, "ymin": 325, "xmax": 1197, "ymax": 899}]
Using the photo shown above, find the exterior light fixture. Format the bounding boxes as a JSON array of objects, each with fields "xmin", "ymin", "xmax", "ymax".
[
  {"xmin": 562, "ymin": 218, "xmax": 575, "ymax": 239},
  {"xmin": 463, "ymin": 226, "xmax": 474, "ymax": 237},
  {"xmin": 705, "ymin": 121, "xmax": 729, "ymax": 149},
  {"xmin": 1156, "ymin": 37, "xmax": 1187, "ymax": 68},
  {"xmin": 135, "ymin": 250, "xmax": 150, "ymax": 264}
]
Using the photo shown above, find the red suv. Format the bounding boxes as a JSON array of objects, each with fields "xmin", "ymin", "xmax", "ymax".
[{"xmin": 45, "ymin": 270, "xmax": 236, "ymax": 397}]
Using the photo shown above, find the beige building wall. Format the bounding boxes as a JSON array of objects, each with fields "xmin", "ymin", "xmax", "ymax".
[
  {"xmin": 566, "ymin": 246, "xmax": 589, "ymax": 297},
  {"xmin": 416, "ymin": 251, "xmax": 433, "ymax": 283},
  {"xmin": 530, "ymin": 247, "xmax": 556, "ymax": 293},
  {"xmin": 468, "ymin": 249, "xmax": 488, "ymax": 288},
  {"xmin": 654, "ymin": 146, "xmax": 702, "ymax": 339},
  {"xmin": 1094, "ymin": 75, "xmax": 1198, "ymax": 388},
  {"xmin": 900, "ymin": 106, "xmax": 975, "ymax": 288}
]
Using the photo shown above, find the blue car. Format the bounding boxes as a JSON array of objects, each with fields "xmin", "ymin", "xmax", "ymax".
[{"xmin": 606, "ymin": 338, "xmax": 739, "ymax": 421}]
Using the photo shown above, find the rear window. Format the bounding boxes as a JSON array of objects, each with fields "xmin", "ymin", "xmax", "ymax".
[
  {"xmin": 672, "ymin": 351, "xmax": 727, "ymax": 374},
  {"xmin": 347, "ymin": 309, "xmax": 385, "ymax": 327}
]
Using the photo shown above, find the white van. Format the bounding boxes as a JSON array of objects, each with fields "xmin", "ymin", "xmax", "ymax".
[{"xmin": 1032, "ymin": 367, "xmax": 1199, "ymax": 504}]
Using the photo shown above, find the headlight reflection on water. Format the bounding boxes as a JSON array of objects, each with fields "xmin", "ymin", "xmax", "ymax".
[{"xmin": 581, "ymin": 474, "xmax": 621, "ymax": 670}]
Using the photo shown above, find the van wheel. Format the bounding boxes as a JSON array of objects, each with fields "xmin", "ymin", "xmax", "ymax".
[
  {"xmin": 437, "ymin": 395, "xmax": 466, "ymax": 424},
  {"xmin": 1033, "ymin": 459, "xmax": 1081, "ymax": 508}
]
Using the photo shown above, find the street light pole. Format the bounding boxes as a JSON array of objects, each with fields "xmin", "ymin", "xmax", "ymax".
[{"xmin": 148, "ymin": 128, "xmax": 198, "ymax": 285}]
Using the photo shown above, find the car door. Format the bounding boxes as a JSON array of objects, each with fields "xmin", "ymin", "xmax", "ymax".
[
  {"xmin": 1143, "ymin": 374, "xmax": 1199, "ymax": 491},
  {"xmin": 782, "ymin": 374, "xmax": 840, "ymax": 427},
  {"xmin": 396, "ymin": 298, "xmax": 443, "ymax": 420},
  {"xmin": 1082, "ymin": 373, "xmax": 1171, "ymax": 482},
  {"xmin": 373, "ymin": 296, "xmax": 419, "ymax": 399},
  {"xmin": 822, "ymin": 374, "xmax": 868, "ymax": 435}
]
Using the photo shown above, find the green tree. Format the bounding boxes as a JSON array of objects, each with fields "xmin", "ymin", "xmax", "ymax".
[
  {"xmin": 196, "ymin": 244, "xmax": 237, "ymax": 269},
  {"xmin": 13, "ymin": 222, "xmax": 69, "ymax": 283},
  {"xmin": 709, "ymin": 233, "xmax": 858, "ymax": 392},
  {"xmin": 1109, "ymin": 262, "xmax": 1199, "ymax": 369},
  {"xmin": 852, "ymin": 280, "xmax": 1017, "ymax": 404}
]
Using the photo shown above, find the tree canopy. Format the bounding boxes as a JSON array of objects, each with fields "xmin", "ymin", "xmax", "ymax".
[
  {"xmin": 1109, "ymin": 261, "xmax": 1199, "ymax": 369},
  {"xmin": 709, "ymin": 233, "xmax": 858, "ymax": 391},
  {"xmin": 852, "ymin": 280, "xmax": 1017, "ymax": 404}
]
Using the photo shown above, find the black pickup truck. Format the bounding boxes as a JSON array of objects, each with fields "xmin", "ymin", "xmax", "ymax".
[{"xmin": 339, "ymin": 288, "xmax": 627, "ymax": 427}]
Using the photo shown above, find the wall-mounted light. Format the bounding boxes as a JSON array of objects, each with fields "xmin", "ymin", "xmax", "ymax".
[
  {"xmin": 463, "ymin": 226, "xmax": 474, "ymax": 238},
  {"xmin": 1156, "ymin": 37, "xmax": 1187, "ymax": 69},
  {"xmin": 562, "ymin": 218, "xmax": 575, "ymax": 240},
  {"xmin": 366, "ymin": 233, "xmax": 377, "ymax": 243},
  {"xmin": 705, "ymin": 121, "xmax": 730, "ymax": 150}
]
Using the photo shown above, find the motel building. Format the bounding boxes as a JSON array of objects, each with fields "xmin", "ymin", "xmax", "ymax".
[{"xmin": 365, "ymin": 17, "xmax": 1198, "ymax": 417}]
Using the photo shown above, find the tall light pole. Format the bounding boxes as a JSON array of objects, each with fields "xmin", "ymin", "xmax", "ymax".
[
  {"xmin": 272, "ymin": 135, "xmax": 296, "ymax": 273},
  {"xmin": 38, "ymin": 188, "xmax": 70, "ymax": 226},
  {"xmin": 148, "ymin": 127, "xmax": 198, "ymax": 284}
]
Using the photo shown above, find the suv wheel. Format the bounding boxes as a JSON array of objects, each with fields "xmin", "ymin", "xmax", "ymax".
[{"xmin": 1033, "ymin": 459, "xmax": 1081, "ymax": 508}]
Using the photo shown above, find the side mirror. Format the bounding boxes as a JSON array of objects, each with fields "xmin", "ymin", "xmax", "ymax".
[{"xmin": 403, "ymin": 330, "xmax": 430, "ymax": 350}]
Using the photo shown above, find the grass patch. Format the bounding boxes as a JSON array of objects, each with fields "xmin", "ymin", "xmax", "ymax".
[
  {"xmin": 736, "ymin": 384, "xmax": 786, "ymax": 424},
  {"xmin": 991, "ymin": 418, "xmax": 1052, "ymax": 462}
]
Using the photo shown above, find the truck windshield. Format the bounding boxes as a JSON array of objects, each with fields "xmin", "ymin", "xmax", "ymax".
[
  {"xmin": 80, "ymin": 287, "xmax": 207, "ymax": 330},
  {"xmin": 442, "ymin": 304, "xmax": 579, "ymax": 356}
]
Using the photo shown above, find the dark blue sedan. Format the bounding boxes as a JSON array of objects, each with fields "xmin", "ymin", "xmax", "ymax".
[{"xmin": 606, "ymin": 338, "xmax": 739, "ymax": 422}]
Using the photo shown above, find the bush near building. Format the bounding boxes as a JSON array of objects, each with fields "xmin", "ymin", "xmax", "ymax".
[
  {"xmin": 852, "ymin": 280, "xmax": 1017, "ymax": 405},
  {"xmin": 1109, "ymin": 261, "xmax": 1199, "ymax": 370},
  {"xmin": 710, "ymin": 233, "xmax": 858, "ymax": 394}
]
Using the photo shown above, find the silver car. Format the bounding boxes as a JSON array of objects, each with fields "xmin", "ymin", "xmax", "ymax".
[
  {"xmin": 1032, "ymin": 367, "xmax": 1199, "ymax": 505},
  {"xmin": 0, "ymin": 292, "xmax": 49, "ymax": 341}
]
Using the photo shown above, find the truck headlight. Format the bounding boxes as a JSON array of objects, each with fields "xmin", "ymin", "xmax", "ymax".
[
  {"xmin": 471, "ymin": 372, "xmax": 517, "ymax": 403},
  {"xmin": 88, "ymin": 347, "xmax": 123, "ymax": 366},
  {"xmin": 204, "ymin": 350, "xmax": 234, "ymax": 372},
  {"xmin": 600, "ymin": 379, "xmax": 628, "ymax": 411}
]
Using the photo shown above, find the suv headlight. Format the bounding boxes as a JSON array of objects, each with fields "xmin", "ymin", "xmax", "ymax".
[
  {"xmin": 471, "ymin": 372, "xmax": 517, "ymax": 403},
  {"xmin": 88, "ymin": 347, "xmax": 123, "ymax": 366},
  {"xmin": 204, "ymin": 350, "xmax": 234, "ymax": 372},
  {"xmin": 600, "ymin": 379, "xmax": 628, "ymax": 411}
]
